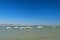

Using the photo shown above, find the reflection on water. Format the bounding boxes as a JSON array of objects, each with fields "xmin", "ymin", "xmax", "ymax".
[{"xmin": 0, "ymin": 26, "xmax": 60, "ymax": 40}]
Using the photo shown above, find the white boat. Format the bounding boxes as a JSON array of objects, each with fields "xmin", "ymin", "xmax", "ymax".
[
  {"xmin": 20, "ymin": 27, "xmax": 26, "ymax": 29},
  {"xmin": 37, "ymin": 26, "xmax": 43, "ymax": 29},
  {"xmin": 6, "ymin": 27, "xmax": 11, "ymax": 30},
  {"xmin": 26, "ymin": 26, "xmax": 32, "ymax": 29},
  {"xmin": 20, "ymin": 26, "xmax": 32, "ymax": 29},
  {"xmin": 14, "ymin": 27, "xmax": 18, "ymax": 29}
]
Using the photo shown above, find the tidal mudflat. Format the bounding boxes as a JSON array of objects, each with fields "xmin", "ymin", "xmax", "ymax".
[{"xmin": 0, "ymin": 26, "xmax": 60, "ymax": 40}]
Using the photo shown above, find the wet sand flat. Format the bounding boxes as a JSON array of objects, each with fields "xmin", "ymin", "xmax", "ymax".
[{"xmin": 0, "ymin": 26, "xmax": 60, "ymax": 40}]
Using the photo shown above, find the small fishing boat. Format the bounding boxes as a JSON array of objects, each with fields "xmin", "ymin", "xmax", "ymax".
[
  {"xmin": 6, "ymin": 27, "xmax": 11, "ymax": 30},
  {"xmin": 14, "ymin": 26, "xmax": 18, "ymax": 29},
  {"xmin": 37, "ymin": 26, "xmax": 43, "ymax": 29}
]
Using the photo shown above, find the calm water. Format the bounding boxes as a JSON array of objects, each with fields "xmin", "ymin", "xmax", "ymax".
[{"xmin": 0, "ymin": 26, "xmax": 60, "ymax": 40}]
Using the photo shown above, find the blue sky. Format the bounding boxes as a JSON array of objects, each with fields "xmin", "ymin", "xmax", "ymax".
[{"xmin": 0, "ymin": 0, "xmax": 60, "ymax": 25}]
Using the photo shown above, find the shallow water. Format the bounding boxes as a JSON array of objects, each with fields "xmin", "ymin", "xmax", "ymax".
[{"xmin": 0, "ymin": 26, "xmax": 60, "ymax": 40}]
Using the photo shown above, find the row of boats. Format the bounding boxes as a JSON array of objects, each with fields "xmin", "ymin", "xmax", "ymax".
[{"xmin": 6, "ymin": 26, "xmax": 43, "ymax": 30}]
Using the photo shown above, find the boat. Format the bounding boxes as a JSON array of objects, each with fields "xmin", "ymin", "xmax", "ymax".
[
  {"xmin": 14, "ymin": 27, "xmax": 18, "ymax": 29},
  {"xmin": 37, "ymin": 26, "xmax": 43, "ymax": 29},
  {"xmin": 6, "ymin": 27, "xmax": 11, "ymax": 30}
]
